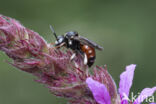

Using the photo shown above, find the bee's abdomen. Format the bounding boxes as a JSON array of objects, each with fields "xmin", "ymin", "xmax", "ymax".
[{"xmin": 81, "ymin": 45, "xmax": 96, "ymax": 67}]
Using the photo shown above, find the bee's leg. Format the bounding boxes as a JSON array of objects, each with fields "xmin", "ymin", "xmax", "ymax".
[
  {"xmin": 54, "ymin": 42, "xmax": 66, "ymax": 49},
  {"xmin": 70, "ymin": 52, "xmax": 76, "ymax": 61},
  {"xmin": 69, "ymin": 51, "xmax": 79, "ymax": 68},
  {"xmin": 84, "ymin": 53, "xmax": 88, "ymax": 65}
]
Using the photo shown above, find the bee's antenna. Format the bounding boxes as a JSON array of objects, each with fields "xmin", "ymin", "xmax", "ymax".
[{"xmin": 50, "ymin": 25, "xmax": 58, "ymax": 40}]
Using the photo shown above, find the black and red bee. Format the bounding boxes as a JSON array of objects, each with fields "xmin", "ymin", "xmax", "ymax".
[{"xmin": 50, "ymin": 25, "xmax": 103, "ymax": 67}]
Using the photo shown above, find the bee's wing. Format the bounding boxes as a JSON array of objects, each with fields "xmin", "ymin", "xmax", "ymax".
[{"xmin": 75, "ymin": 36, "xmax": 103, "ymax": 51}]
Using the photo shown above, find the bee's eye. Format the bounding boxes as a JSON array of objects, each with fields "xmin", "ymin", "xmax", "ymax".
[{"xmin": 58, "ymin": 38, "xmax": 64, "ymax": 43}]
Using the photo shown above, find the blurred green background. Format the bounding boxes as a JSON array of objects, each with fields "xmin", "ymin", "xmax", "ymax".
[{"xmin": 0, "ymin": 0, "xmax": 156, "ymax": 104}]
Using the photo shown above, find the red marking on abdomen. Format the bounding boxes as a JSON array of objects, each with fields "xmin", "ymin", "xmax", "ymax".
[{"xmin": 81, "ymin": 45, "xmax": 96, "ymax": 67}]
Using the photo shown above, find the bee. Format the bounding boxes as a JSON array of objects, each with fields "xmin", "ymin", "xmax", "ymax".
[{"xmin": 50, "ymin": 25, "xmax": 103, "ymax": 67}]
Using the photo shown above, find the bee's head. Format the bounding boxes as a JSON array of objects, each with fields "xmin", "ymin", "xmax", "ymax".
[
  {"xmin": 65, "ymin": 31, "xmax": 78, "ymax": 39},
  {"xmin": 55, "ymin": 35, "xmax": 65, "ymax": 46},
  {"xmin": 50, "ymin": 25, "xmax": 66, "ymax": 47}
]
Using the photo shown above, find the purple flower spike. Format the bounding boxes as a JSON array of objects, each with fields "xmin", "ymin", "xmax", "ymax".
[
  {"xmin": 86, "ymin": 77, "xmax": 111, "ymax": 104},
  {"xmin": 134, "ymin": 87, "xmax": 156, "ymax": 104},
  {"xmin": 119, "ymin": 64, "xmax": 136, "ymax": 98}
]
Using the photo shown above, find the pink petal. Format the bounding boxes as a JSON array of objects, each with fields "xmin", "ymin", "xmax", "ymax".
[
  {"xmin": 134, "ymin": 87, "xmax": 156, "ymax": 104},
  {"xmin": 86, "ymin": 77, "xmax": 111, "ymax": 104},
  {"xmin": 119, "ymin": 64, "xmax": 136, "ymax": 98}
]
